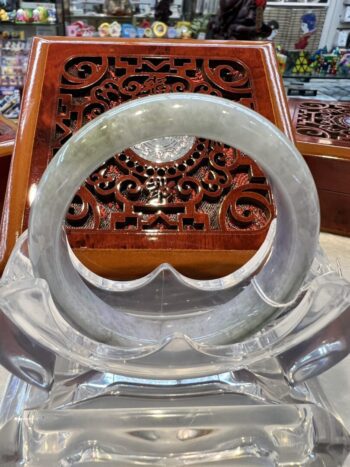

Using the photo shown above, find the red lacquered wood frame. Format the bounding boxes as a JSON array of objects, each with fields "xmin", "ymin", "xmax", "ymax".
[
  {"xmin": 0, "ymin": 115, "xmax": 16, "ymax": 225},
  {"xmin": 0, "ymin": 38, "xmax": 293, "ymax": 279},
  {"xmin": 289, "ymin": 99, "xmax": 350, "ymax": 236}
]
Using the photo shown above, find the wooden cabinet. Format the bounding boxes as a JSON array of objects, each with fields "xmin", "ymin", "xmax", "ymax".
[
  {"xmin": 0, "ymin": 38, "xmax": 294, "ymax": 278},
  {"xmin": 289, "ymin": 99, "xmax": 350, "ymax": 237}
]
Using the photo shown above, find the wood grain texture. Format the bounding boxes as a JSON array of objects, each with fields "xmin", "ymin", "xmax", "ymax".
[
  {"xmin": 0, "ymin": 38, "xmax": 293, "ymax": 278},
  {"xmin": 0, "ymin": 115, "xmax": 16, "ymax": 227},
  {"xmin": 317, "ymin": 189, "xmax": 350, "ymax": 237}
]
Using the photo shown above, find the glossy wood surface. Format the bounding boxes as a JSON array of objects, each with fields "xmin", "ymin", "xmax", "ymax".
[
  {"xmin": 0, "ymin": 115, "xmax": 16, "ymax": 227},
  {"xmin": 0, "ymin": 38, "xmax": 293, "ymax": 278},
  {"xmin": 289, "ymin": 99, "xmax": 350, "ymax": 159},
  {"xmin": 290, "ymin": 99, "xmax": 350, "ymax": 237}
]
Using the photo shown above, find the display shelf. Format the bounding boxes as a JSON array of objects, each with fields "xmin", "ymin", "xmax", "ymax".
[
  {"xmin": 0, "ymin": 21, "xmax": 58, "ymax": 25},
  {"xmin": 67, "ymin": 14, "xmax": 134, "ymax": 28},
  {"xmin": 320, "ymin": 0, "xmax": 349, "ymax": 48},
  {"xmin": 70, "ymin": 14, "xmax": 133, "ymax": 20},
  {"xmin": 66, "ymin": 0, "xmax": 184, "ymax": 28},
  {"xmin": 0, "ymin": 23, "xmax": 65, "ymax": 37},
  {"xmin": 267, "ymin": 0, "xmax": 329, "ymax": 7},
  {"xmin": 284, "ymin": 74, "xmax": 350, "ymax": 80},
  {"xmin": 0, "ymin": 0, "xmax": 65, "ymax": 37},
  {"xmin": 284, "ymin": 75, "xmax": 350, "ymax": 100},
  {"xmin": 0, "ymin": 38, "xmax": 28, "ymax": 118},
  {"xmin": 70, "ymin": 14, "xmax": 132, "ymax": 18}
]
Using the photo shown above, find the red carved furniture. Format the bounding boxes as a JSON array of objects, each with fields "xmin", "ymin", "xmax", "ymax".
[
  {"xmin": 289, "ymin": 99, "xmax": 350, "ymax": 236},
  {"xmin": 0, "ymin": 38, "xmax": 293, "ymax": 279},
  {"xmin": 0, "ymin": 115, "xmax": 16, "ymax": 223}
]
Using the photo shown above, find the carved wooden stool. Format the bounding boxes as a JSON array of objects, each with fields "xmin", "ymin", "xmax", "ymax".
[
  {"xmin": 0, "ymin": 38, "xmax": 293, "ymax": 279},
  {"xmin": 0, "ymin": 115, "xmax": 16, "ymax": 222},
  {"xmin": 289, "ymin": 99, "xmax": 350, "ymax": 236}
]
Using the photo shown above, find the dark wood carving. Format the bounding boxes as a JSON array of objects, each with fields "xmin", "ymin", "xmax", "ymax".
[
  {"xmin": 51, "ymin": 55, "xmax": 272, "ymax": 242},
  {"xmin": 1, "ymin": 39, "xmax": 293, "ymax": 279},
  {"xmin": 294, "ymin": 101, "xmax": 350, "ymax": 143},
  {"xmin": 289, "ymin": 98, "xmax": 350, "ymax": 237},
  {"xmin": 67, "ymin": 145, "xmax": 272, "ymax": 235}
]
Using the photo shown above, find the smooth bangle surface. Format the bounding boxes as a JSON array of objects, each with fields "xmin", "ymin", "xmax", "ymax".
[{"xmin": 28, "ymin": 93, "xmax": 320, "ymax": 345}]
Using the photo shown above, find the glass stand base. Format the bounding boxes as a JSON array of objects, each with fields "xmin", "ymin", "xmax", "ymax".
[
  {"xmin": 9, "ymin": 405, "xmax": 350, "ymax": 466},
  {"xmin": 0, "ymin": 365, "xmax": 349, "ymax": 466}
]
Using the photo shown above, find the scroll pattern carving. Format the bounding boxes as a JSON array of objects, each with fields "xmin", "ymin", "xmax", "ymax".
[
  {"xmin": 53, "ymin": 55, "xmax": 273, "ymax": 233},
  {"xmin": 295, "ymin": 101, "xmax": 350, "ymax": 143}
]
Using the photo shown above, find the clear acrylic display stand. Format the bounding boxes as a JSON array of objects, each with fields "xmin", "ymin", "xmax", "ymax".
[{"xmin": 0, "ymin": 94, "xmax": 350, "ymax": 466}]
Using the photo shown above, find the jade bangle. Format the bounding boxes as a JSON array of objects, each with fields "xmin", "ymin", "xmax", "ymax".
[{"xmin": 28, "ymin": 93, "xmax": 320, "ymax": 345}]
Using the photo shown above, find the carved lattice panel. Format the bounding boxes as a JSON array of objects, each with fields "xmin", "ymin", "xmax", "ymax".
[
  {"xmin": 50, "ymin": 55, "xmax": 273, "ymax": 240},
  {"xmin": 288, "ymin": 98, "xmax": 350, "ymax": 238},
  {"xmin": 294, "ymin": 101, "xmax": 350, "ymax": 144},
  {"xmin": 0, "ymin": 39, "xmax": 293, "ymax": 277}
]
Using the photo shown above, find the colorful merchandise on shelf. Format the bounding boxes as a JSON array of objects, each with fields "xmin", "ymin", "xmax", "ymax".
[
  {"xmin": 111, "ymin": 21, "xmax": 122, "ymax": 36},
  {"xmin": 0, "ymin": 30, "xmax": 25, "ymax": 40},
  {"xmin": 291, "ymin": 51, "xmax": 312, "ymax": 75},
  {"xmin": 1, "ymin": 39, "xmax": 30, "ymax": 51},
  {"xmin": 136, "ymin": 27, "xmax": 145, "ymax": 37},
  {"xmin": 47, "ymin": 8, "xmax": 56, "ymax": 24},
  {"xmin": 309, "ymin": 47, "xmax": 344, "ymax": 76},
  {"xmin": 276, "ymin": 46, "xmax": 287, "ymax": 75},
  {"xmin": 16, "ymin": 8, "xmax": 31, "ymax": 22},
  {"xmin": 66, "ymin": 20, "xmax": 95, "ymax": 37},
  {"xmin": 32, "ymin": 6, "xmax": 49, "ymax": 22},
  {"xmin": 176, "ymin": 20, "xmax": 191, "ymax": 38},
  {"xmin": 144, "ymin": 26, "xmax": 152, "ymax": 37},
  {"xmin": 132, "ymin": 19, "xmax": 210, "ymax": 39},
  {"xmin": 2, "ymin": 9, "xmax": 16, "ymax": 22},
  {"xmin": 339, "ymin": 52, "xmax": 350, "ymax": 76},
  {"xmin": 191, "ymin": 16, "xmax": 209, "ymax": 39},
  {"xmin": 15, "ymin": 7, "xmax": 53, "ymax": 24},
  {"xmin": 139, "ymin": 18, "xmax": 151, "ymax": 28},
  {"xmin": 121, "ymin": 23, "xmax": 137, "ymax": 37},
  {"xmin": 98, "ymin": 21, "xmax": 122, "ymax": 37},
  {"xmin": 167, "ymin": 26, "xmax": 176, "ymax": 38},
  {"xmin": 0, "ymin": 39, "xmax": 30, "ymax": 89},
  {"xmin": 152, "ymin": 21, "xmax": 167, "ymax": 37},
  {"xmin": 8, "ymin": 10, "xmax": 16, "ymax": 21},
  {"xmin": 98, "ymin": 22, "xmax": 111, "ymax": 37},
  {"xmin": 0, "ymin": 86, "xmax": 20, "ymax": 119},
  {"xmin": 0, "ymin": 8, "xmax": 9, "ymax": 21}
]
